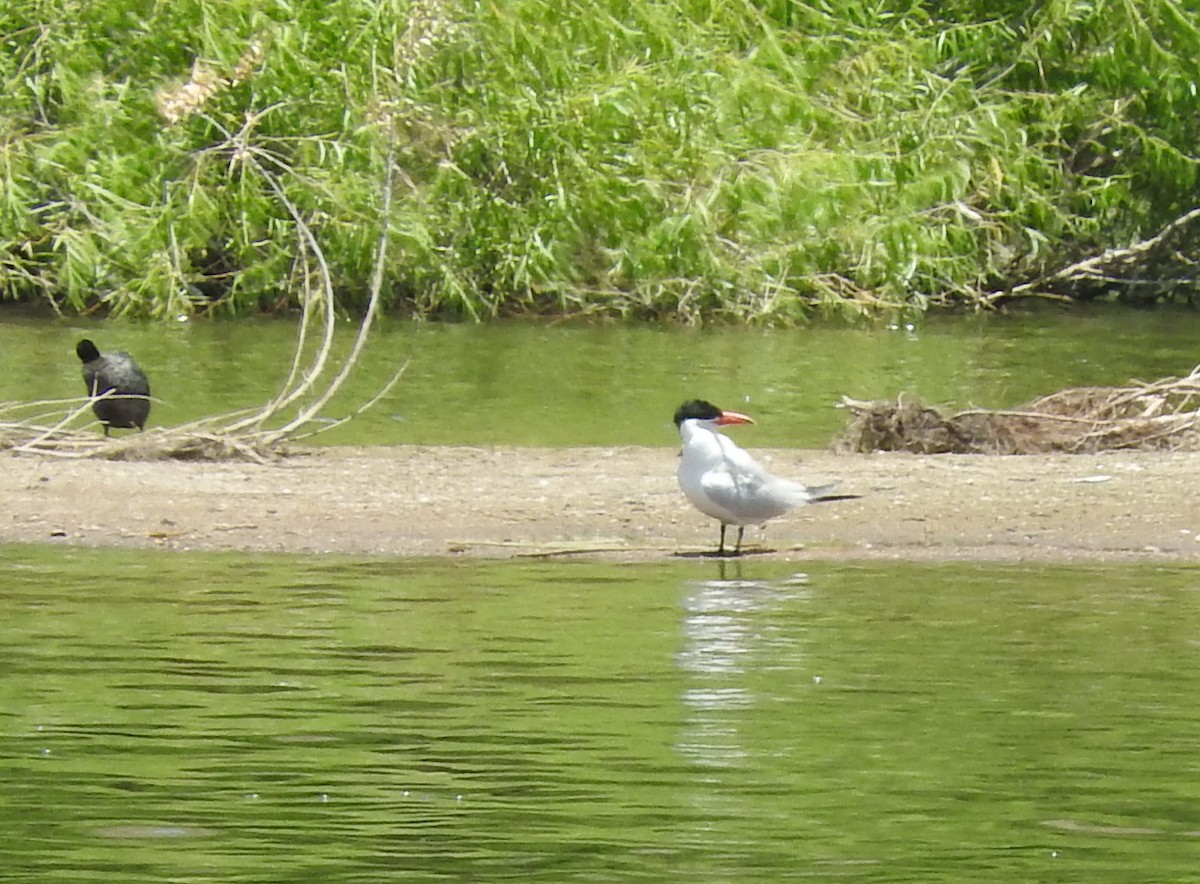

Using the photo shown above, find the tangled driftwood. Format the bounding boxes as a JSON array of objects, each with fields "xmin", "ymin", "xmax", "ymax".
[
  {"xmin": 837, "ymin": 364, "xmax": 1200, "ymax": 454},
  {"xmin": 0, "ymin": 398, "xmax": 285, "ymax": 463},
  {"xmin": 983, "ymin": 206, "xmax": 1200, "ymax": 307},
  {"xmin": 2, "ymin": 138, "xmax": 404, "ymax": 462}
]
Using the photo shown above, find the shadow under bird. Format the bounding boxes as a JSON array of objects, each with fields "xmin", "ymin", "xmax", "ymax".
[
  {"xmin": 76, "ymin": 339, "xmax": 151, "ymax": 436},
  {"xmin": 674, "ymin": 399, "xmax": 857, "ymax": 556}
]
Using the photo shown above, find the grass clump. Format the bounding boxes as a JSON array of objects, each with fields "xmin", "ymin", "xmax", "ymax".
[{"xmin": 0, "ymin": 0, "xmax": 1198, "ymax": 322}]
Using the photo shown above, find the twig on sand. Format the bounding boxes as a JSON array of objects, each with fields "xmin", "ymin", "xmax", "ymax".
[{"xmin": 447, "ymin": 538, "xmax": 671, "ymax": 558}]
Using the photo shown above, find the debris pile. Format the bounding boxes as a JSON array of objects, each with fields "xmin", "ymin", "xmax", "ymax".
[{"xmin": 836, "ymin": 364, "xmax": 1200, "ymax": 454}]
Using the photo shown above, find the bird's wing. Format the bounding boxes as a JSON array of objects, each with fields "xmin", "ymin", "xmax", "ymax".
[
  {"xmin": 697, "ymin": 467, "xmax": 752, "ymax": 517},
  {"xmin": 720, "ymin": 435, "xmax": 838, "ymax": 501},
  {"xmin": 699, "ymin": 439, "xmax": 779, "ymax": 521},
  {"xmin": 108, "ymin": 355, "xmax": 151, "ymax": 395}
]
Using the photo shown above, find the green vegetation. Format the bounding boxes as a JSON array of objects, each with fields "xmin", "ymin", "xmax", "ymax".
[{"xmin": 2, "ymin": 0, "xmax": 1198, "ymax": 322}]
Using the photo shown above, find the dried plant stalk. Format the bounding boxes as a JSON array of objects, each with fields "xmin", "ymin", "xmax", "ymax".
[{"xmin": 156, "ymin": 38, "xmax": 266, "ymax": 125}]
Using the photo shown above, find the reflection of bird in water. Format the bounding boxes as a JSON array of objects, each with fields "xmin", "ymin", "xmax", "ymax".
[
  {"xmin": 674, "ymin": 399, "xmax": 856, "ymax": 556},
  {"xmin": 76, "ymin": 339, "xmax": 152, "ymax": 436}
]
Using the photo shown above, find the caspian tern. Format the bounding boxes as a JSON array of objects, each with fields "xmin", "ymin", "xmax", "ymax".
[
  {"xmin": 674, "ymin": 399, "xmax": 852, "ymax": 556},
  {"xmin": 77, "ymin": 339, "xmax": 151, "ymax": 436}
]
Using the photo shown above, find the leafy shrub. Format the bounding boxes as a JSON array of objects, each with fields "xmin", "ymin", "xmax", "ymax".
[{"xmin": 1, "ymin": 0, "xmax": 1197, "ymax": 321}]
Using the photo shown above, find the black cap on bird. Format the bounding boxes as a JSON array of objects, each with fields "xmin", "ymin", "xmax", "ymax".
[{"xmin": 673, "ymin": 398, "xmax": 854, "ymax": 556}]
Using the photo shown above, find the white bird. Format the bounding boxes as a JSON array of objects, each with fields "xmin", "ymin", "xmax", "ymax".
[{"xmin": 674, "ymin": 399, "xmax": 854, "ymax": 556}]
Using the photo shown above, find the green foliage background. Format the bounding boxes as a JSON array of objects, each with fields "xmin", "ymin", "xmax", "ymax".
[{"xmin": 1, "ymin": 0, "xmax": 1198, "ymax": 321}]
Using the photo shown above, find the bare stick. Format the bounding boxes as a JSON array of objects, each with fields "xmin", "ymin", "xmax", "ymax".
[
  {"xmin": 985, "ymin": 206, "xmax": 1200, "ymax": 305},
  {"xmin": 13, "ymin": 394, "xmax": 112, "ymax": 453},
  {"xmin": 7, "ymin": 116, "xmax": 405, "ymax": 460},
  {"xmin": 262, "ymin": 138, "xmax": 397, "ymax": 445},
  {"xmin": 221, "ymin": 172, "xmax": 337, "ymax": 433},
  {"xmin": 285, "ymin": 359, "xmax": 409, "ymax": 442}
]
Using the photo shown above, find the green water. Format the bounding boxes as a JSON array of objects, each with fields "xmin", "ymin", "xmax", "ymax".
[
  {"xmin": 7, "ymin": 310, "xmax": 1200, "ymax": 878},
  {"xmin": 2, "ymin": 546, "xmax": 1200, "ymax": 881},
  {"xmin": 5, "ymin": 307, "xmax": 1200, "ymax": 446}
]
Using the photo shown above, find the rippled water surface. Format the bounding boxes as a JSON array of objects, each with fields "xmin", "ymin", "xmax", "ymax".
[
  {"xmin": 5, "ymin": 307, "xmax": 1200, "ymax": 446},
  {"xmin": 3, "ymin": 546, "xmax": 1200, "ymax": 881}
]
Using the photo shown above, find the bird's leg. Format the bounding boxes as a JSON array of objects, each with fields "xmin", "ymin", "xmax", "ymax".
[
  {"xmin": 717, "ymin": 523, "xmax": 727, "ymax": 556},
  {"xmin": 735, "ymin": 525, "xmax": 746, "ymax": 556},
  {"xmin": 103, "ymin": 425, "xmax": 111, "ymax": 438}
]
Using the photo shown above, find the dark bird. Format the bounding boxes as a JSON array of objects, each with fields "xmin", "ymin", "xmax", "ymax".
[
  {"xmin": 674, "ymin": 399, "xmax": 856, "ymax": 556},
  {"xmin": 76, "ymin": 339, "xmax": 151, "ymax": 436}
]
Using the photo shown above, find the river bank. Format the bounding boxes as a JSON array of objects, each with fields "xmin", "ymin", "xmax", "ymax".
[{"xmin": 3, "ymin": 446, "xmax": 1198, "ymax": 563}]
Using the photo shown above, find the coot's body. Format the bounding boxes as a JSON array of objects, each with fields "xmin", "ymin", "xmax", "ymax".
[{"xmin": 76, "ymin": 339, "xmax": 151, "ymax": 436}]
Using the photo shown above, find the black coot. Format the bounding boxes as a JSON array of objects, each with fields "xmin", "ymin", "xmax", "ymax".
[{"xmin": 76, "ymin": 339, "xmax": 151, "ymax": 436}]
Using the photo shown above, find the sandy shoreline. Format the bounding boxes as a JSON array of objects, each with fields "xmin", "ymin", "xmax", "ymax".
[{"xmin": 2, "ymin": 445, "xmax": 1199, "ymax": 563}]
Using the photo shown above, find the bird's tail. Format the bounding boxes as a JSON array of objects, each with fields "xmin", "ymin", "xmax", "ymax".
[{"xmin": 805, "ymin": 481, "xmax": 861, "ymax": 503}]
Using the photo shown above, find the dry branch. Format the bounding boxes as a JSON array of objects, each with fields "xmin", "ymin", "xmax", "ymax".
[
  {"xmin": 3, "ymin": 136, "xmax": 402, "ymax": 462},
  {"xmin": 986, "ymin": 207, "xmax": 1200, "ymax": 306}
]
